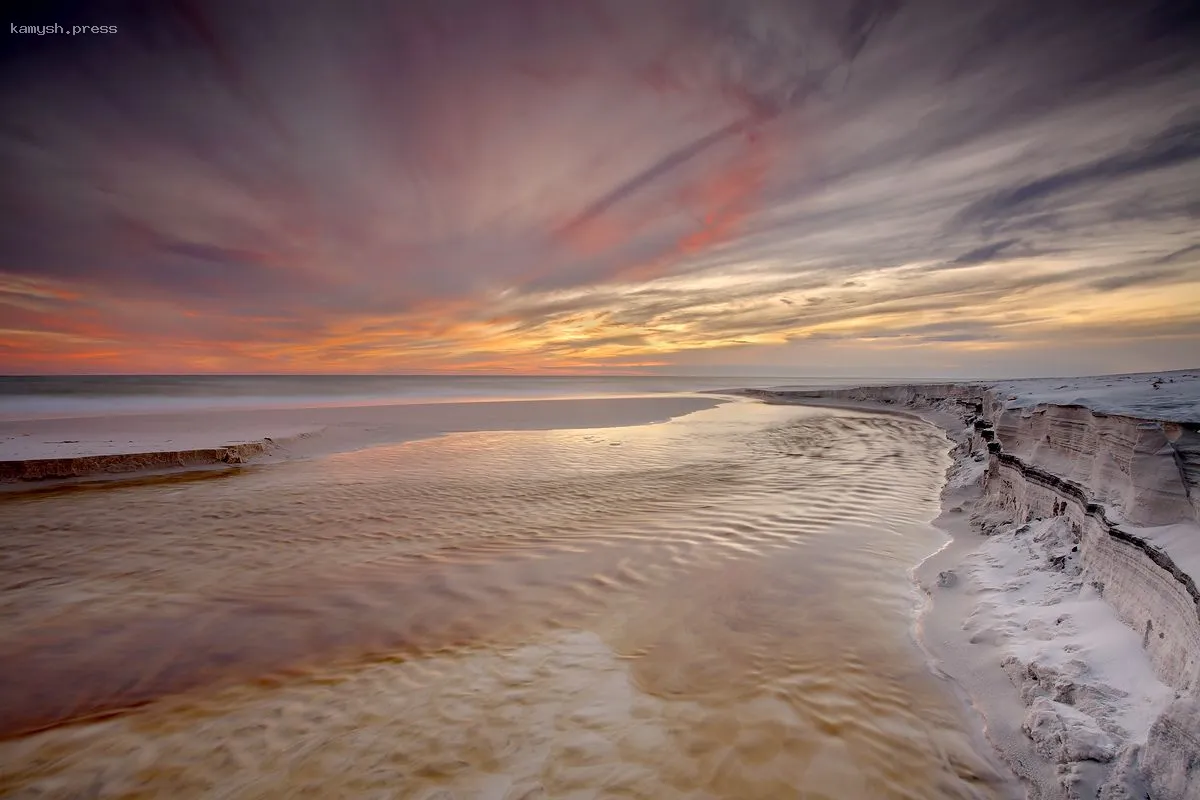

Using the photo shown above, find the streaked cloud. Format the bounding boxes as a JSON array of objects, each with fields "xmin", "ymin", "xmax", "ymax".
[{"xmin": 0, "ymin": 0, "xmax": 1197, "ymax": 377}]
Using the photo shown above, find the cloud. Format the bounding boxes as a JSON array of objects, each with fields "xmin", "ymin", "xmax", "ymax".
[
  {"xmin": 948, "ymin": 238, "xmax": 1022, "ymax": 266},
  {"xmin": 954, "ymin": 120, "xmax": 1200, "ymax": 229},
  {"xmin": 1156, "ymin": 243, "xmax": 1200, "ymax": 264},
  {"xmin": 0, "ymin": 0, "xmax": 1198, "ymax": 374},
  {"xmin": 1089, "ymin": 268, "xmax": 1188, "ymax": 293}
]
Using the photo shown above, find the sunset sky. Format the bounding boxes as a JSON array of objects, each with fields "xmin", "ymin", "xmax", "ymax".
[{"xmin": 1, "ymin": 0, "xmax": 1198, "ymax": 377}]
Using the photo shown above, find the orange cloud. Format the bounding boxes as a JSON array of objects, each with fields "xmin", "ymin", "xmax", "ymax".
[{"xmin": 675, "ymin": 127, "xmax": 773, "ymax": 256}]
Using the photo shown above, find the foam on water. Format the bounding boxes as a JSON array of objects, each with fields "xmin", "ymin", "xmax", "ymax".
[{"xmin": 0, "ymin": 401, "xmax": 1019, "ymax": 798}]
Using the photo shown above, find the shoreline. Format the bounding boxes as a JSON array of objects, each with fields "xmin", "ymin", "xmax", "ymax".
[
  {"xmin": 917, "ymin": 422, "xmax": 1066, "ymax": 796},
  {"xmin": 756, "ymin": 393, "xmax": 1043, "ymax": 792},
  {"xmin": 754, "ymin": 379, "xmax": 1199, "ymax": 800},
  {"xmin": 0, "ymin": 393, "xmax": 728, "ymax": 487}
]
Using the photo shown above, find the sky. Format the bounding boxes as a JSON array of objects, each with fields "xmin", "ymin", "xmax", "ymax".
[{"xmin": 1, "ymin": 0, "xmax": 1198, "ymax": 378}]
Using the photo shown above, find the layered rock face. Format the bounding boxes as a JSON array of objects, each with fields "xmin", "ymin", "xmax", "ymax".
[
  {"xmin": 982, "ymin": 455, "xmax": 1200, "ymax": 694},
  {"xmin": 751, "ymin": 382, "xmax": 1200, "ymax": 799},
  {"xmin": 1142, "ymin": 697, "xmax": 1200, "ymax": 799},
  {"xmin": 988, "ymin": 403, "xmax": 1198, "ymax": 528},
  {"xmin": 1164, "ymin": 422, "xmax": 1200, "ymax": 525}
]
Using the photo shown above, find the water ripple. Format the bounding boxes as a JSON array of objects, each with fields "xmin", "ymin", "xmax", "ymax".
[{"xmin": 0, "ymin": 401, "xmax": 1014, "ymax": 798}]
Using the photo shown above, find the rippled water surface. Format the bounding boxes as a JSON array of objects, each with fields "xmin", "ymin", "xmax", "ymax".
[{"xmin": 0, "ymin": 400, "xmax": 1013, "ymax": 799}]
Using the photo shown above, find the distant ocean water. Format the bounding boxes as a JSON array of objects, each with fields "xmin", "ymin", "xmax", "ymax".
[{"xmin": 0, "ymin": 374, "xmax": 895, "ymax": 420}]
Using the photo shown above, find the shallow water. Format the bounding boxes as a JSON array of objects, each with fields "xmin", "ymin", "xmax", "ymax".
[
  {"xmin": 0, "ymin": 400, "xmax": 1014, "ymax": 798},
  {"xmin": 0, "ymin": 374, "xmax": 885, "ymax": 420}
]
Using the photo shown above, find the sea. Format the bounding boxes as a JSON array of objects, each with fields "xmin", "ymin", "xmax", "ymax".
[{"xmin": 0, "ymin": 376, "xmax": 1020, "ymax": 798}]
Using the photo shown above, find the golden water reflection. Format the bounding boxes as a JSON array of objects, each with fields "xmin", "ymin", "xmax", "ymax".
[{"xmin": 0, "ymin": 401, "xmax": 1017, "ymax": 798}]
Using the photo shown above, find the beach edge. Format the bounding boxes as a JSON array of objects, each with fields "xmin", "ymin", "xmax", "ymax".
[{"xmin": 737, "ymin": 380, "xmax": 1200, "ymax": 800}]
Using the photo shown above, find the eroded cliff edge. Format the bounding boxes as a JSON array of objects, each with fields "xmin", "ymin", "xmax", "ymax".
[{"xmin": 746, "ymin": 378, "xmax": 1200, "ymax": 800}]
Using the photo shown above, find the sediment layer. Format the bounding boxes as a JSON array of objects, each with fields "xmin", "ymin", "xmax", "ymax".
[
  {"xmin": 0, "ymin": 441, "xmax": 271, "ymax": 483},
  {"xmin": 986, "ymin": 452, "xmax": 1200, "ymax": 693}
]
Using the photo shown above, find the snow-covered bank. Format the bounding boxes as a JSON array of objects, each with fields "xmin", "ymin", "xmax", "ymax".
[{"xmin": 745, "ymin": 370, "xmax": 1200, "ymax": 800}]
